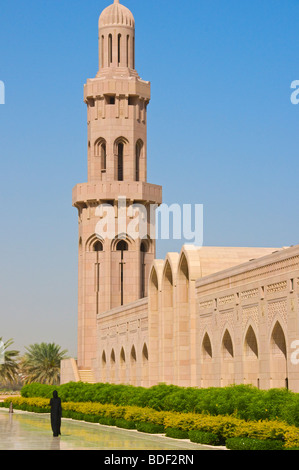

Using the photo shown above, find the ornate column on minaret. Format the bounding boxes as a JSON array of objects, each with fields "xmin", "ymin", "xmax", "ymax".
[{"xmin": 72, "ymin": 0, "xmax": 162, "ymax": 371}]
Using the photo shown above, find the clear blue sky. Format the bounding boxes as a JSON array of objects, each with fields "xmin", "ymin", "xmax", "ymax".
[{"xmin": 0, "ymin": 0, "xmax": 298, "ymax": 357}]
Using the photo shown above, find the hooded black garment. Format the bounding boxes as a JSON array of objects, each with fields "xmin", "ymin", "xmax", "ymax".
[{"xmin": 49, "ymin": 390, "xmax": 62, "ymax": 437}]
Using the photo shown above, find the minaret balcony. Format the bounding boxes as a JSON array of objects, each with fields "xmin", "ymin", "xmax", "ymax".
[{"xmin": 72, "ymin": 181, "xmax": 162, "ymax": 207}]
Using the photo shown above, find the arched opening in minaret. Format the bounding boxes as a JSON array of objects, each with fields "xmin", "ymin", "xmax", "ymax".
[
  {"xmin": 108, "ymin": 34, "xmax": 112, "ymax": 65},
  {"xmin": 126, "ymin": 35, "xmax": 129, "ymax": 67},
  {"xmin": 140, "ymin": 241, "xmax": 148, "ymax": 299},
  {"xmin": 93, "ymin": 240, "xmax": 103, "ymax": 252},
  {"xmin": 101, "ymin": 143, "xmax": 106, "ymax": 171},
  {"xmin": 135, "ymin": 140, "xmax": 143, "ymax": 182},
  {"xmin": 118, "ymin": 34, "xmax": 121, "ymax": 65},
  {"xmin": 116, "ymin": 240, "xmax": 128, "ymax": 305},
  {"xmin": 118, "ymin": 143, "xmax": 124, "ymax": 181},
  {"xmin": 95, "ymin": 138, "xmax": 107, "ymax": 173},
  {"xmin": 101, "ymin": 35, "xmax": 104, "ymax": 68},
  {"xmin": 133, "ymin": 36, "xmax": 135, "ymax": 69}
]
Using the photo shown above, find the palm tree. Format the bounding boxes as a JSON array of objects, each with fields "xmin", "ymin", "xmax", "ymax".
[
  {"xmin": 20, "ymin": 343, "xmax": 68, "ymax": 385},
  {"xmin": 0, "ymin": 337, "xmax": 20, "ymax": 385}
]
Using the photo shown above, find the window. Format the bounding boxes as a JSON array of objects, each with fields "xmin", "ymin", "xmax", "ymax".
[
  {"xmin": 108, "ymin": 34, "xmax": 112, "ymax": 64},
  {"xmin": 118, "ymin": 143, "xmax": 124, "ymax": 181},
  {"xmin": 140, "ymin": 242, "xmax": 147, "ymax": 298},
  {"xmin": 93, "ymin": 241, "xmax": 103, "ymax": 252},
  {"xmin": 126, "ymin": 35, "xmax": 129, "ymax": 67},
  {"xmin": 116, "ymin": 240, "xmax": 128, "ymax": 252},
  {"xmin": 101, "ymin": 35, "xmax": 104, "ymax": 68},
  {"xmin": 133, "ymin": 36, "xmax": 135, "ymax": 69},
  {"xmin": 135, "ymin": 140, "xmax": 143, "ymax": 181},
  {"xmin": 116, "ymin": 240, "xmax": 128, "ymax": 305},
  {"xmin": 95, "ymin": 139, "xmax": 107, "ymax": 172},
  {"xmin": 101, "ymin": 143, "xmax": 106, "ymax": 171},
  {"xmin": 118, "ymin": 34, "xmax": 121, "ymax": 64}
]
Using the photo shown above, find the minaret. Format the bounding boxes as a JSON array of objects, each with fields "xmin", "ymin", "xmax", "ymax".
[{"xmin": 73, "ymin": 0, "xmax": 162, "ymax": 371}]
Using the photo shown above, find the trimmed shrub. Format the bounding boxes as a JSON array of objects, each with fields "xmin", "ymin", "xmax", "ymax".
[
  {"xmin": 115, "ymin": 418, "xmax": 136, "ymax": 430},
  {"xmin": 225, "ymin": 437, "xmax": 285, "ymax": 451},
  {"xmin": 165, "ymin": 428, "xmax": 189, "ymax": 439},
  {"xmin": 189, "ymin": 430, "xmax": 221, "ymax": 446},
  {"xmin": 98, "ymin": 416, "xmax": 117, "ymax": 426},
  {"xmin": 135, "ymin": 422, "xmax": 165, "ymax": 434}
]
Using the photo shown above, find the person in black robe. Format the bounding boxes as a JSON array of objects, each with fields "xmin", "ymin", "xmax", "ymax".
[{"xmin": 49, "ymin": 390, "xmax": 62, "ymax": 437}]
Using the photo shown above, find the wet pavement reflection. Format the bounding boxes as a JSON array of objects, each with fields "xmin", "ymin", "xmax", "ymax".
[{"xmin": 0, "ymin": 409, "xmax": 210, "ymax": 451}]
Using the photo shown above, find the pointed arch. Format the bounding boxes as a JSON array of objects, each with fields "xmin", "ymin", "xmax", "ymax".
[
  {"xmin": 271, "ymin": 321, "xmax": 287, "ymax": 357},
  {"xmin": 93, "ymin": 240, "xmax": 103, "ymax": 252},
  {"xmin": 94, "ymin": 137, "xmax": 107, "ymax": 171},
  {"xmin": 149, "ymin": 265, "xmax": 159, "ymax": 312},
  {"xmin": 221, "ymin": 328, "xmax": 235, "ymax": 387},
  {"xmin": 174, "ymin": 251, "xmax": 190, "ymax": 385},
  {"xmin": 142, "ymin": 343, "xmax": 148, "ymax": 361},
  {"xmin": 120, "ymin": 347, "xmax": 126, "ymax": 384},
  {"xmin": 111, "ymin": 349, "xmax": 116, "ymax": 363},
  {"xmin": 85, "ymin": 234, "xmax": 105, "ymax": 252},
  {"xmin": 177, "ymin": 251, "xmax": 189, "ymax": 303},
  {"xmin": 200, "ymin": 331, "xmax": 214, "ymax": 388},
  {"xmin": 222, "ymin": 329, "xmax": 234, "ymax": 358},
  {"xmin": 101, "ymin": 350, "xmax": 107, "ymax": 383},
  {"xmin": 141, "ymin": 342, "xmax": 149, "ymax": 387},
  {"xmin": 162, "ymin": 260, "xmax": 174, "ymax": 308},
  {"xmin": 131, "ymin": 345, "xmax": 137, "ymax": 362},
  {"xmin": 108, "ymin": 33, "xmax": 113, "ymax": 64},
  {"xmin": 243, "ymin": 324, "xmax": 259, "ymax": 387},
  {"xmin": 202, "ymin": 332, "xmax": 213, "ymax": 359},
  {"xmin": 270, "ymin": 320, "xmax": 288, "ymax": 388},
  {"xmin": 102, "ymin": 350, "xmax": 106, "ymax": 364},
  {"xmin": 111, "ymin": 233, "xmax": 134, "ymax": 251},
  {"xmin": 160, "ymin": 255, "xmax": 178, "ymax": 384},
  {"xmin": 114, "ymin": 137, "xmax": 129, "ymax": 181},
  {"xmin": 148, "ymin": 260, "xmax": 163, "ymax": 385},
  {"xmin": 244, "ymin": 325, "xmax": 258, "ymax": 358},
  {"xmin": 120, "ymin": 347, "xmax": 126, "ymax": 363},
  {"xmin": 111, "ymin": 234, "xmax": 135, "ymax": 308}
]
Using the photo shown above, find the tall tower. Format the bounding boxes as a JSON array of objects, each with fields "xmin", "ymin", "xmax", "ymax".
[{"xmin": 73, "ymin": 0, "xmax": 162, "ymax": 371}]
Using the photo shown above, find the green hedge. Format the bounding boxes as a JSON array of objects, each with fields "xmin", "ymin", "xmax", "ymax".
[
  {"xmin": 165, "ymin": 428, "xmax": 189, "ymax": 440},
  {"xmin": 189, "ymin": 430, "xmax": 222, "ymax": 446},
  {"xmin": 135, "ymin": 422, "xmax": 165, "ymax": 434},
  {"xmin": 21, "ymin": 382, "xmax": 299, "ymax": 427},
  {"xmin": 225, "ymin": 437, "xmax": 285, "ymax": 451}
]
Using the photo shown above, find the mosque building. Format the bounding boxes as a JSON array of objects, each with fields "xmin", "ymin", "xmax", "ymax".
[{"xmin": 61, "ymin": 0, "xmax": 299, "ymax": 392}]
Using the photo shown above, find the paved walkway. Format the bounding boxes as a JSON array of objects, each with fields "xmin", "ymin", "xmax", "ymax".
[{"xmin": 0, "ymin": 409, "xmax": 216, "ymax": 451}]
